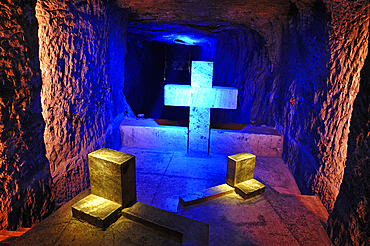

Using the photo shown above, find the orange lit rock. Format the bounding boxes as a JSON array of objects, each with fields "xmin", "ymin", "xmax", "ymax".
[
  {"xmin": 35, "ymin": 0, "xmax": 134, "ymax": 207},
  {"xmin": 273, "ymin": 0, "xmax": 369, "ymax": 213},
  {"xmin": 327, "ymin": 29, "xmax": 370, "ymax": 245},
  {"xmin": 0, "ymin": 1, "xmax": 54, "ymax": 230}
]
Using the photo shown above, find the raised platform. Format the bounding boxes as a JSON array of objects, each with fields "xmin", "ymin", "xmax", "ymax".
[{"xmin": 120, "ymin": 119, "xmax": 283, "ymax": 157}]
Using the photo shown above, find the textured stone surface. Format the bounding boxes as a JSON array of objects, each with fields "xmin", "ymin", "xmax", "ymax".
[
  {"xmin": 179, "ymin": 183, "xmax": 234, "ymax": 207},
  {"xmin": 165, "ymin": 61, "xmax": 238, "ymax": 156},
  {"xmin": 72, "ymin": 194, "xmax": 122, "ymax": 228},
  {"xmin": 35, "ymin": 0, "xmax": 135, "ymax": 207},
  {"xmin": 0, "ymin": 0, "xmax": 54, "ymax": 230},
  {"xmin": 227, "ymin": 152, "xmax": 256, "ymax": 187},
  {"xmin": 89, "ymin": 148, "xmax": 136, "ymax": 207},
  {"xmin": 1, "ymin": 0, "xmax": 369, "ymax": 243},
  {"xmin": 164, "ymin": 85, "xmax": 238, "ymax": 108},
  {"xmin": 327, "ymin": 28, "xmax": 370, "ymax": 245},
  {"xmin": 271, "ymin": 0, "xmax": 370, "ymax": 213},
  {"xmin": 120, "ymin": 119, "xmax": 188, "ymax": 151},
  {"xmin": 210, "ymin": 128, "xmax": 283, "ymax": 157},
  {"xmin": 188, "ymin": 107, "xmax": 211, "ymax": 156},
  {"xmin": 35, "ymin": 0, "xmax": 110, "ymax": 207},
  {"xmin": 122, "ymin": 202, "xmax": 209, "ymax": 245}
]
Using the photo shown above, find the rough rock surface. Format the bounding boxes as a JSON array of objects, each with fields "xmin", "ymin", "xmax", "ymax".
[
  {"xmin": 36, "ymin": 0, "xmax": 134, "ymax": 207},
  {"xmin": 276, "ymin": 0, "xmax": 369, "ymax": 212},
  {"xmin": 327, "ymin": 30, "xmax": 370, "ymax": 245},
  {"xmin": 0, "ymin": 0, "xmax": 54, "ymax": 229},
  {"xmin": 212, "ymin": 27, "xmax": 272, "ymax": 125}
]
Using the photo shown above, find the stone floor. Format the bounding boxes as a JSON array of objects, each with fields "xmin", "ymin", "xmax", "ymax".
[
  {"xmin": 7, "ymin": 146, "xmax": 332, "ymax": 245},
  {"xmin": 121, "ymin": 146, "xmax": 331, "ymax": 245}
]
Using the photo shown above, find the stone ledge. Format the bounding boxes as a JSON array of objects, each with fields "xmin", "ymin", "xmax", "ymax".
[
  {"xmin": 120, "ymin": 119, "xmax": 283, "ymax": 157},
  {"xmin": 179, "ymin": 183, "xmax": 235, "ymax": 207}
]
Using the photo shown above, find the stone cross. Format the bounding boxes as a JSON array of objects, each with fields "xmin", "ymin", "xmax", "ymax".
[{"xmin": 164, "ymin": 61, "xmax": 238, "ymax": 156}]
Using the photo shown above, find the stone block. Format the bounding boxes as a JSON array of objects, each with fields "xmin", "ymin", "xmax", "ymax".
[
  {"xmin": 120, "ymin": 120, "xmax": 188, "ymax": 151},
  {"xmin": 72, "ymin": 194, "xmax": 122, "ymax": 228},
  {"xmin": 226, "ymin": 152, "xmax": 256, "ymax": 187},
  {"xmin": 179, "ymin": 184, "xmax": 234, "ymax": 207},
  {"xmin": 89, "ymin": 148, "xmax": 136, "ymax": 207},
  {"xmin": 209, "ymin": 127, "xmax": 283, "ymax": 157},
  {"xmin": 234, "ymin": 179, "xmax": 265, "ymax": 200},
  {"xmin": 122, "ymin": 202, "xmax": 209, "ymax": 245}
]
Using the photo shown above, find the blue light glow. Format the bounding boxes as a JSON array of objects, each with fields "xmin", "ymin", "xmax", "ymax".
[{"xmin": 153, "ymin": 34, "xmax": 212, "ymax": 46}]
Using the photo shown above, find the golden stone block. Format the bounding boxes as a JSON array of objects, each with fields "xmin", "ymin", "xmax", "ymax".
[
  {"xmin": 226, "ymin": 152, "xmax": 256, "ymax": 187},
  {"xmin": 88, "ymin": 148, "xmax": 136, "ymax": 207},
  {"xmin": 179, "ymin": 183, "xmax": 234, "ymax": 207},
  {"xmin": 234, "ymin": 179, "xmax": 265, "ymax": 200},
  {"xmin": 72, "ymin": 194, "xmax": 122, "ymax": 228}
]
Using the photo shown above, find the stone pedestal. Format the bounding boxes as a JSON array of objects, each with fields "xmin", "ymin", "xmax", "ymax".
[
  {"xmin": 88, "ymin": 148, "xmax": 136, "ymax": 207},
  {"xmin": 226, "ymin": 152, "xmax": 256, "ymax": 187},
  {"xmin": 226, "ymin": 152, "xmax": 265, "ymax": 200},
  {"xmin": 179, "ymin": 151, "xmax": 265, "ymax": 206},
  {"xmin": 72, "ymin": 148, "xmax": 136, "ymax": 228}
]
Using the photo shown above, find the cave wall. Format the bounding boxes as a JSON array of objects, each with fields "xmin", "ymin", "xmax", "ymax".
[
  {"xmin": 0, "ymin": 0, "xmax": 54, "ymax": 229},
  {"xmin": 35, "ymin": 0, "xmax": 134, "ymax": 207},
  {"xmin": 106, "ymin": 3, "xmax": 136, "ymax": 150},
  {"xmin": 212, "ymin": 27, "xmax": 273, "ymax": 125},
  {"xmin": 124, "ymin": 35, "xmax": 166, "ymax": 119},
  {"xmin": 273, "ymin": 0, "xmax": 369, "ymax": 212},
  {"xmin": 327, "ymin": 29, "xmax": 370, "ymax": 245}
]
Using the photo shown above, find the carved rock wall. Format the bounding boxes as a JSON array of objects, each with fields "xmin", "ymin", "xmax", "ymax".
[
  {"xmin": 327, "ymin": 28, "xmax": 370, "ymax": 245},
  {"xmin": 212, "ymin": 27, "xmax": 273, "ymax": 125},
  {"xmin": 0, "ymin": 0, "xmax": 54, "ymax": 229},
  {"xmin": 36, "ymin": 0, "xmax": 134, "ymax": 207},
  {"xmin": 124, "ymin": 34, "xmax": 166, "ymax": 119},
  {"xmin": 273, "ymin": 0, "xmax": 369, "ymax": 212}
]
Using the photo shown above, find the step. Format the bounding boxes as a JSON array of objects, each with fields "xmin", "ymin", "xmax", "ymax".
[
  {"xmin": 120, "ymin": 118, "xmax": 283, "ymax": 157},
  {"xmin": 0, "ymin": 228, "xmax": 30, "ymax": 245}
]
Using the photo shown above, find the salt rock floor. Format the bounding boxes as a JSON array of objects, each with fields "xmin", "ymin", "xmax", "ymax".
[
  {"xmin": 3, "ymin": 146, "xmax": 332, "ymax": 245},
  {"xmin": 120, "ymin": 146, "xmax": 332, "ymax": 245}
]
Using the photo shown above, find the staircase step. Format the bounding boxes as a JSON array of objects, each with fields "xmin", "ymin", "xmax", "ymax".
[{"xmin": 0, "ymin": 228, "xmax": 30, "ymax": 245}]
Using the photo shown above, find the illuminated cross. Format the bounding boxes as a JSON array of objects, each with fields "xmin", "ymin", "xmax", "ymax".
[{"xmin": 164, "ymin": 61, "xmax": 238, "ymax": 156}]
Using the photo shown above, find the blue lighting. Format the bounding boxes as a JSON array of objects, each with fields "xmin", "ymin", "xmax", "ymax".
[{"xmin": 153, "ymin": 33, "xmax": 212, "ymax": 46}]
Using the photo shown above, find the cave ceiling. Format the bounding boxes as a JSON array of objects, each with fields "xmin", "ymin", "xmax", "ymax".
[{"xmin": 120, "ymin": 0, "xmax": 293, "ymax": 45}]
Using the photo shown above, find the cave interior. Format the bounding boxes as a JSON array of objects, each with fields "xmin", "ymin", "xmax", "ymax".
[{"xmin": 0, "ymin": 0, "xmax": 369, "ymax": 245}]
